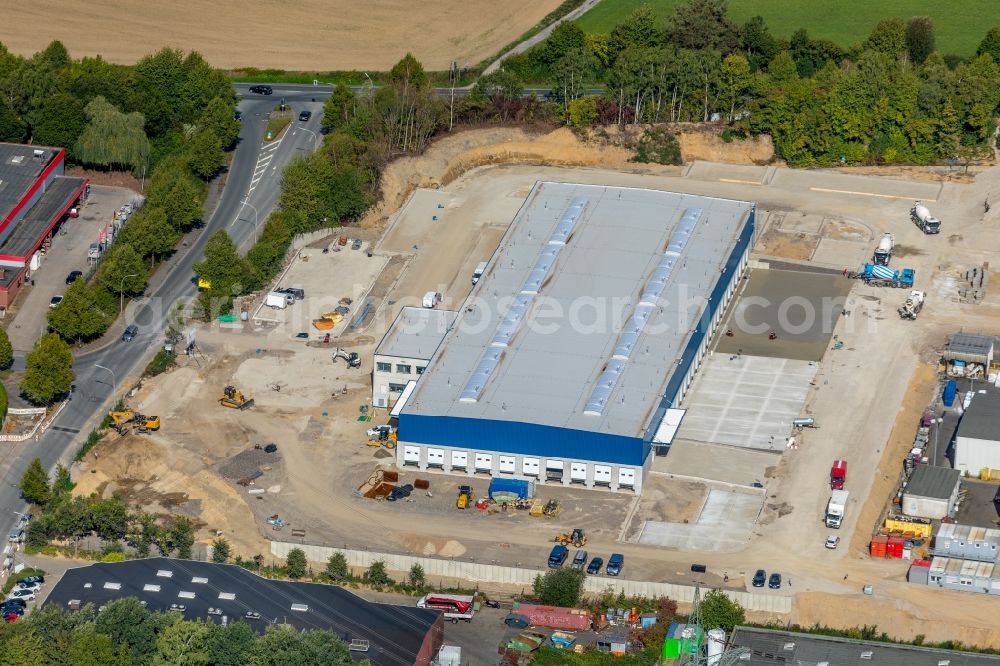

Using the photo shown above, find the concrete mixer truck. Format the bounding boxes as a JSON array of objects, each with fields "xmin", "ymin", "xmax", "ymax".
[
  {"xmin": 911, "ymin": 201, "xmax": 941, "ymax": 234},
  {"xmin": 873, "ymin": 233, "xmax": 894, "ymax": 265}
]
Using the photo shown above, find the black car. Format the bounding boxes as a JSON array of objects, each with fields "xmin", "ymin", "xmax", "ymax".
[
  {"xmin": 752, "ymin": 569, "xmax": 766, "ymax": 588},
  {"xmin": 17, "ymin": 576, "xmax": 43, "ymax": 585},
  {"xmin": 1, "ymin": 599, "xmax": 26, "ymax": 611},
  {"xmin": 248, "ymin": 85, "xmax": 272, "ymax": 95},
  {"xmin": 606, "ymin": 553, "xmax": 623, "ymax": 576},
  {"xmin": 547, "ymin": 545, "xmax": 568, "ymax": 568},
  {"xmin": 234, "ymin": 110, "xmax": 243, "ymax": 121},
  {"xmin": 768, "ymin": 572, "xmax": 782, "ymax": 589},
  {"xmin": 122, "ymin": 324, "xmax": 138, "ymax": 342},
  {"xmin": 586, "ymin": 557, "xmax": 603, "ymax": 575},
  {"xmin": 65, "ymin": 270, "xmax": 82, "ymax": 284},
  {"xmin": 298, "ymin": 110, "xmax": 312, "ymax": 122}
]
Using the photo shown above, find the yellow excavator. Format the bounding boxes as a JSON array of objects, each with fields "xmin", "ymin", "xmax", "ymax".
[
  {"xmin": 108, "ymin": 410, "xmax": 160, "ymax": 435},
  {"xmin": 219, "ymin": 385, "xmax": 254, "ymax": 410}
]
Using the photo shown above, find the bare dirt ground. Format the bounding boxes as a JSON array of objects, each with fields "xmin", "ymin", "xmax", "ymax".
[{"xmin": 0, "ymin": 0, "xmax": 561, "ymax": 70}]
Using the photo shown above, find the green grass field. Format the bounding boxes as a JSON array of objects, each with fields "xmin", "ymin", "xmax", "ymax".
[{"xmin": 575, "ymin": 0, "xmax": 996, "ymax": 56}]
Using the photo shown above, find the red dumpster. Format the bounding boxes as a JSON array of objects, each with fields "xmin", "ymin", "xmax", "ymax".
[
  {"xmin": 886, "ymin": 536, "xmax": 905, "ymax": 559},
  {"xmin": 870, "ymin": 535, "xmax": 888, "ymax": 558}
]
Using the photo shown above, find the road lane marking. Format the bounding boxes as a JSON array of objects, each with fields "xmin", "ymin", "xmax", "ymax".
[
  {"xmin": 809, "ymin": 187, "xmax": 934, "ymax": 202},
  {"xmin": 719, "ymin": 178, "xmax": 762, "ymax": 185}
]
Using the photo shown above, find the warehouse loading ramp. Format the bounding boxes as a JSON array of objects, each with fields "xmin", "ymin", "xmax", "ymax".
[
  {"xmin": 652, "ymin": 408, "xmax": 686, "ymax": 453},
  {"xmin": 390, "ymin": 380, "xmax": 417, "ymax": 418}
]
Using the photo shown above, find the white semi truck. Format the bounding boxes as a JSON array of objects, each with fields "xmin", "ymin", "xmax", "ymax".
[{"xmin": 826, "ymin": 489, "xmax": 849, "ymax": 528}]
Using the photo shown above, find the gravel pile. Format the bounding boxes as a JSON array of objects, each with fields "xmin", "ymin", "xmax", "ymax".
[{"xmin": 218, "ymin": 448, "xmax": 279, "ymax": 480}]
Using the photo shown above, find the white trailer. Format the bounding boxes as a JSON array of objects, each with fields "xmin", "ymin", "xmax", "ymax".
[
  {"xmin": 264, "ymin": 292, "xmax": 288, "ymax": 309},
  {"xmin": 826, "ymin": 489, "xmax": 849, "ymax": 528}
]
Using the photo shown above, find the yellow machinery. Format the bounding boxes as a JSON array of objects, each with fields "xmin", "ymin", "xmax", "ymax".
[
  {"xmin": 108, "ymin": 410, "xmax": 160, "ymax": 435},
  {"xmin": 197, "ymin": 277, "xmax": 211, "ymax": 290},
  {"xmin": 554, "ymin": 528, "xmax": 585, "ymax": 547},
  {"xmin": 456, "ymin": 485, "xmax": 472, "ymax": 510},
  {"xmin": 366, "ymin": 431, "xmax": 397, "ymax": 449},
  {"xmin": 219, "ymin": 385, "xmax": 254, "ymax": 410}
]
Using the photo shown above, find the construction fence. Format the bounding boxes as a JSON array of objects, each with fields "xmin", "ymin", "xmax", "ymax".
[{"xmin": 269, "ymin": 541, "xmax": 792, "ymax": 615}]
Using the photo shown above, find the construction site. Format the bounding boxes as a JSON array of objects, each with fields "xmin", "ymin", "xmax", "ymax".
[{"xmin": 73, "ymin": 125, "xmax": 1000, "ymax": 648}]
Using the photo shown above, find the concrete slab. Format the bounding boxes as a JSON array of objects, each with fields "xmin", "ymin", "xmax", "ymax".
[
  {"xmin": 637, "ymin": 489, "xmax": 762, "ymax": 551},
  {"xmin": 771, "ymin": 169, "xmax": 942, "ymax": 202},
  {"xmin": 686, "ymin": 161, "xmax": 768, "ymax": 185},
  {"xmin": 678, "ymin": 354, "xmax": 817, "ymax": 450},
  {"xmin": 811, "ymin": 238, "xmax": 871, "ymax": 267},
  {"xmin": 655, "ymin": 439, "xmax": 780, "ymax": 488}
]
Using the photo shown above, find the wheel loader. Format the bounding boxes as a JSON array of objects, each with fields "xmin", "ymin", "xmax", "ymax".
[
  {"xmin": 219, "ymin": 385, "xmax": 254, "ymax": 410},
  {"xmin": 554, "ymin": 528, "xmax": 586, "ymax": 547},
  {"xmin": 108, "ymin": 410, "xmax": 160, "ymax": 435}
]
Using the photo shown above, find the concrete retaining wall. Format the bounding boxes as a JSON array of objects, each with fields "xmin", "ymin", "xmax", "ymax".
[{"xmin": 270, "ymin": 541, "xmax": 791, "ymax": 615}]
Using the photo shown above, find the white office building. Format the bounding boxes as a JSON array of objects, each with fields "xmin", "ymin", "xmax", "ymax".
[{"xmin": 372, "ymin": 306, "xmax": 457, "ymax": 409}]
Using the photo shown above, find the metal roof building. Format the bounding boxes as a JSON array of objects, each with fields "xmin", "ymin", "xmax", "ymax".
[
  {"xmin": 397, "ymin": 182, "xmax": 755, "ymax": 492},
  {"xmin": 925, "ymin": 556, "xmax": 1000, "ymax": 595},
  {"xmin": 372, "ymin": 307, "xmax": 458, "ymax": 408},
  {"xmin": 901, "ymin": 464, "xmax": 961, "ymax": 519},
  {"xmin": 44, "ymin": 558, "xmax": 443, "ymax": 665},
  {"xmin": 730, "ymin": 626, "xmax": 1000, "ymax": 665},
  {"xmin": 933, "ymin": 523, "xmax": 1000, "ymax": 563},
  {"xmin": 954, "ymin": 386, "xmax": 1000, "ymax": 476},
  {"xmin": 943, "ymin": 333, "xmax": 995, "ymax": 366}
]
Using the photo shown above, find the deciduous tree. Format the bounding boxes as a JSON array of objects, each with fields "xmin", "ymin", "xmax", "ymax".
[
  {"xmin": 906, "ymin": 17, "xmax": 936, "ymax": 65},
  {"xmin": 699, "ymin": 589, "xmax": 745, "ymax": 632},
  {"xmin": 665, "ymin": 0, "xmax": 737, "ymax": 53},
  {"xmin": 187, "ymin": 127, "xmax": 224, "ymax": 180},
  {"xmin": 74, "ymin": 96, "xmax": 149, "ymax": 171},
  {"xmin": 532, "ymin": 568, "xmax": 584, "ymax": 607},
  {"xmin": 20, "ymin": 458, "xmax": 50, "ymax": 505},
  {"xmin": 211, "ymin": 537, "xmax": 231, "ymax": 563},
  {"xmin": 21, "ymin": 333, "xmax": 75, "ymax": 404},
  {"xmin": 323, "ymin": 552, "xmax": 350, "ymax": 582},
  {"xmin": 0, "ymin": 327, "xmax": 12, "ymax": 369},
  {"xmin": 286, "ymin": 548, "xmax": 307, "ymax": 579},
  {"xmin": 47, "ymin": 280, "xmax": 111, "ymax": 341},
  {"xmin": 97, "ymin": 243, "xmax": 148, "ymax": 299}
]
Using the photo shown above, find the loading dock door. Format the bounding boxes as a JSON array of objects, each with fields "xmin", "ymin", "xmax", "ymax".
[
  {"xmin": 427, "ymin": 448, "xmax": 445, "ymax": 467},
  {"xmin": 523, "ymin": 458, "xmax": 540, "ymax": 477},
  {"xmin": 403, "ymin": 446, "xmax": 420, "ymax": 465},
  {"xmin": 594, "ymin": 465, "xmax": 612, "ymax": 485},
  {"xmin": 451, "ymin": 451, "xmax": 468, "ymax": 469},
  {"xmin": 499, "ymin": 455, "xmax": 516, "ymax": 473},
  {"xmin": 546, "ymin": 460, "xmax": 564, "ymax": 481},
  {"xmin": 570, "ymin": 463, "xmax": 587, "ymax": 483},
  {"xmin": 618, "ymin": 467, "xmax": 636, "ymax": 488},
  {"xmin": 474, "ymin": 453, "xmax": 492, "ymax": 472}
]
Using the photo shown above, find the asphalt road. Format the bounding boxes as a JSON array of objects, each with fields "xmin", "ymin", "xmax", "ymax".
[
  {"xmin": 0, "ymin": 87, "xmax": 326, "ymax": 540},
  {"xmin": 234, "ymin": 82, "xmax": 605, "ymax": 101}
]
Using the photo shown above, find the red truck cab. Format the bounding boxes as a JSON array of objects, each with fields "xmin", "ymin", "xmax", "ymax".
[{"xmin": 831, "ymin": 459, "xmax": 847, "ymax": 489}]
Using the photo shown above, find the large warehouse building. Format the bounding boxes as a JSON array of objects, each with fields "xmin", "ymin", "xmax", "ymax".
[{"xmin": 396, "ymin": 182, "xmax": 755, "ymax": 493}]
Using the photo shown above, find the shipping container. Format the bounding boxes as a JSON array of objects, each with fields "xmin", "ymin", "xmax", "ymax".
[
  {"xmin": 870, "ymin": 535, "xmax": 888, "ymax": 558},
  {"xmin": 508, "ymin": 603, "xmax": 591, "ymax": 631},
  {"xmin": 943, "ymin": 379, "xmax": 957, "ymax": 407},
  {"xmin": 488, "ymin": 478, "xmax": 534, "ymax": 500},
  {"xmin": 885, "ymin": 515, "xmax": 933, "ymax": 538},
  {"xmin": 887, "ymin": 536, "xmax": 905, "ymax": 558}
]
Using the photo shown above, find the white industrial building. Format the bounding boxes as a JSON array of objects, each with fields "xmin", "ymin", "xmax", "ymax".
[
  {"xmin": 954, "ymin": 386, "xmax": 1000, "ymax": 477},
  {"xmin": 395, "ymin": 182, "xmax": 756, "ymax": 493},
  {"xmin": 372, "ymin": 307, "xmax": 457, "ymax": 409},
  {"xmin": 932, "ymin": 523, "xmax": 1000, "ymax": 563},
  {"xmin": 901, "ymin": 465, "xmax": 960, "ymax": 519}
]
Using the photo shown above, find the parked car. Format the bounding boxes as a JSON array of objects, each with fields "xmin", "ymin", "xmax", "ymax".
[
  {"xmin": 49, "ymin": 295, "xmax": 63, "ymax": 308},
  {"xmin": 14, "ymin": 582, "xmax": 39, "ymax": 592},
  {"xmin": 1, "ymin": 599, "xmax": 26, "ymax": 610},
  {"xmin": 298, "ymin": 110, "xmax": 312, "ymax": 121},
  {"xmin": 606, "ymin": 553, "xmax": 624, "ymax": 576},
  {"xmin": 276, "ymin": 287, "xmax": 304, "ymax": 300},
  {"xmin": 17, "ymin": 576, "xmax": 43, "ymax": 585},
  {"xmin": 547, "ymin": 544, "xmax": 568, "ymax": 568},
  {"xmin": 825, "ymin": 535, "xmax": 841, "ymax": 550},
  {"xmin": 122, "ymin": 325, "xmax": 138, "ymax": 342},
  {"xmin": 65, "ymin": 270, "xmax": 82, "ymax": 284},
  {"xmin": 752, "ymin": 569, "xmax": 766, "ymax": 588},
  {"xmin": 768, "ymin": 573, "xmax": 782, "ymax": 589},
  {"xmin": 586, "ymin": 557, "xmax": 604, "ymax": 575},
  {"xmin": 570, "ymin": 549, "xmax": 588, "ymax": 571},
  {"xmin": 234, "ymin": 110, "xmax": 243, "ymax": 121},
  {"xmin": 1, "ymin": 604, "xmax": 24, "ymax": 616},
  {"xmin": 248, "ymin": 85, "xmax": 272, "ymax": 95},
  {"xmin": 6, "ymin": 589, "xmax": 35, "ymax": 602}
]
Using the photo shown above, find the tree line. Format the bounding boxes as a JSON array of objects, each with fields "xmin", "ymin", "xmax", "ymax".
[{"xmin": 498, "ymin": 0, "xmax": 1000, "ymax": 166}]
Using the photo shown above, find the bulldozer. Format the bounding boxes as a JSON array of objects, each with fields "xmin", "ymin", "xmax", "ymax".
[
  {"xmin": 332, "ymin": 348, "xmax": 360, "ymax": 369},
  {"xmin": 554, "ymin": 528, "xmax": 585, "ymax": 547},
  {"xmin": 219, "ymin": 385, "xmax": 254, "ymax": 410},
  {"xmin": 108, "ymin": 410, "xmax": 160, "ymax": 435}
]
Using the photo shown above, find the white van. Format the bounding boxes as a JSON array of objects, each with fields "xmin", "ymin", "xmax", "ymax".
[
  {"xmin": 472, "ymin": 261, "xmax": 488, "ymax": 285},
  {"xmin": 422, "ymin": 291, "xmax": 442, "ymax": 308},
  {"xmin": 264, "ymin": 292, "xmax": 289, "ymax": 309}
]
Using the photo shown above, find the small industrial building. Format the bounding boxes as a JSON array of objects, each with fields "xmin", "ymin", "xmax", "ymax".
[
  {"xmin": 923, "ymin": 556, "xmax": 1000, "ymax": 595},
  {"xmin": 901, "ymin": 465, "xmax": 961, "ymax": 519},
  {"xmin": 44, "ymin": 558, "xmax": 443, "ymax": 665},
  {"xmin": 932, "ymin": 523, "xmax": 1000, "ymax": 563},
  {"xmin": 397, "ymin": 182, "xmax": 755, "ymax": 493},
  {"xmin": 372, "ymin": 307, "xmax": 457, "ymax": 408},
  {"xmin": 0, "ymin": 143, "xmax": 88, "ymax": 309},
  {"xmin": 953, "ymin": 386, "xmax": 1000, "ymax": 477},
  {"xmin": 942, "ymin": 332, "xmax": 995, "ymax": 377},
  {"xmin": 729, "ymin": 626, "xmax": 1000, "ymax": 664}
]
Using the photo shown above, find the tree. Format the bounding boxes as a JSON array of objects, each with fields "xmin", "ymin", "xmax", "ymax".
[
  {"xmin": 0, "ymin": 327, "xmax": 12, "ymax": 369},
  {"xmin": 472, "ymin": 69, "xmax": 525, "ymax": 122},
  {"xmin": 740, "ymin": 16, "xmax": 782, "ymax": 71},
  {"xmin": 30, "ymin": 92, "xmax": 87, "ymax": 156},
  {"xmin": 199, "ymin": 96, "xmax": 240, "ymax": 148},
  {"xmin": 119, "ymin": 206, "xmax": 179, "ymax": 262},
  {"xmin": 541, "ymin": 21, "xmax": 586, "ymax": 65},
  {"xmin": 93, "ymin": 598, "xmax": 169, "ymax": 664},
  {"xmin": 665, "ymin": 0, "xmax": 738, "ymax": 53},
  {"xmin": 47, "ymin": 280, "xmax": 112, "ymax": 341},
  {"xmin": 97, "ymin": 243, "xmax": 148, "ymax": 298},
  {"xmin": 362, "ymin": 560, "xmax": 392, "ymax": 590},
  {"xmin": 567, "ymin": 97, "xmax": 598, "ymax": 129},
  {"xmin": 0, "ymin": 104, "xmax": 27, "ymax": 142},
  {"xmin": 64, "ymin": 624, "xmax": 120, "ymax": 666},
  {"xmin": 977, "ymin": 27, "xmax": 1000, "ymax": 62},
  {"xmin": 719, "ymin": 53, "xmax": 753, "ymax": 121},
  {"xmin": 532, "ymin": 568, "xmax": 585, "ymax": 607},
  {"xmin": 187, "ymin": 127, "xmax": 224, "ymax": 180},
  {"xmin": 407, "ymin": 563, "xmax": 425, "ymax": 591},
  {"xmin": 553, "ymin": 47, "xmax": 598, "ymax": 110},
  {"xmin": 193, "ymin": 229, "xmax": 254, "ymax": 315},
  {"xmin": 322, "ymin": 85, "xmax": 355, "ymax": 131},
  {"xmin": 170, "ymin": 517, "xmax": 195, "ymax": 559},
  {"xmin": 207, "ymin": 622, "xmax": 256, "ymax": 666},
  {"xmin": 53, "ymin": 463, "xmax": 72, "ymax": 497},
  {"xmin": 389, "ymin": 53, "xmax": 428, "ymax": 92},
  {"xmin": 864, "ymin": 18, "xmax": 906, "ymax": 57},
  {"xmin": 323, "ymin": 552, "xmax": 349, "ymax": 582},
  {"xmin": 700, "ymin": 589, "xmax": 745, "ymax": 633},
  {"xmin": 153, "ymin": 620, "xmax": 211, "ymax": 666},
  {"xmin": 906, "ymin": 17, "xmax": 936, "ymax": 65},
  {"xmin": 211, "ymin": 537, "xmax": 231, "ymax": 563},
  {"xmin": 74, "ymin": 96, "xmax": 150, "ymax": 172},
  {"xmin": 20, "ymin": 333, "xmax": 75, "ymax": 404},
  {"xmin": 247, "ymin": 625, "xmax": 352, "ymax": 666},
  {"xmin": 286, "ymin": 548, "xmax": 307, "ymax": 579},
  {"xmin": 20, "ymin": 458, "xmax": 50, "ymax": 505}
]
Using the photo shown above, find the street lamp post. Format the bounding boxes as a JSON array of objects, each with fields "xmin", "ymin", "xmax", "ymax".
[
  {"xmin": 241, "ymin": 200, "xmax": 260, "ymax": 244},
  {"xmin": 119, "ymin": 273, "xmax": 138, "ymax": 314},
  {"xmin": 94, "ymin": 364, "xmax": 116, "ymax": 398}
]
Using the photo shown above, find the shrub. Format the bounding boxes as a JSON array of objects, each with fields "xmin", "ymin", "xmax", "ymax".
[
  {"xmin": 144, "ymin": 349, "xmax": 176, "ymax": 377},
  {"xmin": 75, "ymin": 430, "xmax": 105, "ymax": 462},
  {"xmin": 631, "ymin": 127, "xmax": 682, "ymax": 165}
]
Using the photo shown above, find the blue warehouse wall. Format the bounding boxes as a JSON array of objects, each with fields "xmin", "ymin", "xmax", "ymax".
[
  {"xmin": 642, "ymin": 207, "xmax": 756, "ymax": 457},
  {"xmin": 398, "ymin": 414, "xmax": 646, "ymax": 466}
]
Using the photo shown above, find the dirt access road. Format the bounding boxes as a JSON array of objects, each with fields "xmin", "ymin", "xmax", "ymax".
[{"xmin": 0, "ymin": 0, "xmax": 561, "ymax": 71}]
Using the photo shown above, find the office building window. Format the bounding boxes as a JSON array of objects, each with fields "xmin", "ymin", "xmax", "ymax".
[
  {"xmin": 416, "ymin": 366, "xmax": 426, "ymax": 375},
  {"xmin": 396, "ymin": 364, "xmax": 412, "ymax": 374},
  {"xmin": 376, "ymin": 362, "xmax": 391, "ymax": 372}
]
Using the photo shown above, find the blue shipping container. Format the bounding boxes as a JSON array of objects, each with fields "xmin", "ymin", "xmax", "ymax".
[
  {"xmin": 943, "ymin": 380, "xmax": 957, "ymax": 407},
  {"xmin": 489, "ymin": 478, "xmax": 533, "ymax": 499}
]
